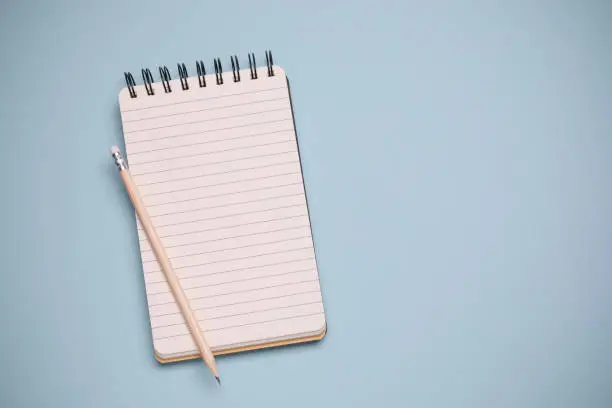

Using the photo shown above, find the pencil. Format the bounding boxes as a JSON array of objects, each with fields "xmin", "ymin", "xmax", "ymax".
[{"xmin": 110, "ymin": 146, "xmax": 220, "ymax": 384}]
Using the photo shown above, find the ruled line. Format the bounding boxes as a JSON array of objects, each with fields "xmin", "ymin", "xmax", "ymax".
[
  {"xmin": 121, "ymin": 86, "xmax": 286, "ymax": 113},
  {"xmin": 148, "ymin": 268, "xmax": 315, "ymax": 299},
  {"xmin": 143, "ymin": 236, "xmax": 309, "ymax": 263},
  {"xmin": 127, "ymin": 128, "xmax": 294, "ymax": 156},
  {"xmin": 131, "ymin": 139, "xmax": 295, "ymax": 166},
  {"xmin": 123, "ymin": 96, "xmax": 289, "ymax": 123},
  {"xmin": 126, "ymin": 118, "xmax": 293, "ymax": 145},
  {"xmin": 143, "ymin": 183, "xmax": 303, "ymax": 215},
  {"xmin": 125, "ymin": 107, "xmax": 289, "ymax": 134},
  {"xmin": 135, "ymin": 159, "xmax": 298, "ymax": 187},
  {"xmin": 141, "ymin": 171, "xmax": 300, "ymax": 198},
  {"xmin": 151, "ymin": 279, "xmax": 318, "ymax": 306},
  {"xmin": 144, "ymin": 239, "xmax": 311, "ymax": 273},
  {"xmin": 146, "ymin": 256, "xmax": 315, "ymax": 284},
  {"xmin": 130, "ymin": 147, "xmax": 296, "ymax": 177},
  {"xmin": 156, "ymin": 312, "xmax": 323, "ymax": 339},
  {"xmin": 144, "ymin": 246, "xmax": 313, "ymax": 275},
  {"xmin": 141, "ymin": 224, "xmax": 309, "ymax": 251},
  {"xmin": 139, "ymin": 214, "xmax": 307, "ymax": 241},
  {"xmin": 151, "ymin": 289, "xmax": 320, "ymax": 318},
  {"xmin": 151, "ymin": 300, "xmax": 321, "ymax": 329},
  {"xmin": 141, "ymin": 201, "xmax": 304, "ymax": 230}
]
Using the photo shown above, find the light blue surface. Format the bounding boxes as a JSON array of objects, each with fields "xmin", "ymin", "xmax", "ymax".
[{"xmin": 1, "ymin": 1, "xmax": 612, "ymax": 407}]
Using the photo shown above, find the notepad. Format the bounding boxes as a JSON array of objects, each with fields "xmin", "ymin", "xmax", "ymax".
[{"xmin": 117, "ymin": 52, "xmax": 326, "ymax": 363}]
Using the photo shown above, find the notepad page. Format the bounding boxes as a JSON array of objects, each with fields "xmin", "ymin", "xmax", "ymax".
[{"xmin": 118, "ymin": 66, "xmax": 326, "ymax": 361}]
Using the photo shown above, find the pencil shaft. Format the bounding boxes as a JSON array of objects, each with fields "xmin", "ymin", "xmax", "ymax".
[{"xmin": 119, "ymin": 169, "xmax": 218, "ymax": 377}]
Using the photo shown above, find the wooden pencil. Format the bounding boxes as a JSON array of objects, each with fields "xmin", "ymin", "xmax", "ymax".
[{"xmin": 110, "ymin": 145, "xmax": 220, "ymax": 384}]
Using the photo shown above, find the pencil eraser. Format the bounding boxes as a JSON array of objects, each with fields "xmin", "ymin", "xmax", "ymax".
[{"xmin": 110, "ymin": 146, "xmax": 120, "ymax": 155}]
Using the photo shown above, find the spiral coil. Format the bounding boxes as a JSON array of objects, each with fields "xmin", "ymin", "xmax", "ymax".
[
  {"xmin": 248, "ymin": 53, "xmax": 258, "ymax": 80},
  {"xmin": 178, "ymin": 63, "xmax": 189, "ymax": 90},
  {"xmin": 196, "ymin": 60, "xmax": 207, "ymax": 87},
  {"xmin": 230, "ymin": 55, "xmax": 241, "ymax": 82},
  {"xmin": 141, "ymin": 68, "xmax": 155, "ymax": 96},
  {"xmin": 123, "ymin": 51, "xmax": 275, "ymax": 98},
  {"xmin": 159, "ymin": 66, "xmax": 172, "ymax": 93}
]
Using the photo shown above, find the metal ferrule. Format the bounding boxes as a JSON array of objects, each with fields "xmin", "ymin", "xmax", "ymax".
[{"xmin": 112, "ymin": 150, "xmax": 128, "ymax": 171}]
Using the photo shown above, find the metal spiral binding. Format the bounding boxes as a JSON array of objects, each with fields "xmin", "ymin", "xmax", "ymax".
[
  {"xmin": 178, "ymin": 63, "xmax": 189, "ymax": 90},
  {"xmin": 141, "ymin": 68, "xmax": 154, "ymax": 95},
  {"xmin": 213, "ymin": 58, "xmax": 224, "ymax": 85},
  {"xmin": 230, "ymin": 55, "xmax": 241, "ymax": 82},
  {"xmin": 159, "ymin": 66, "xmax": 172, "ymax": 93},
  {"xmin": 248, "ymin": 53, "xmax": 258, "ymax": 79},
  {"xmin": 124, "ymin": 72, "xmax": 136, "ymax": 97},
  {"xmin": 123, "ymin": 50, "xmax": 275, "ymax": 98},
  {"xmin": 265, "ymin": 50, "xmax": 274, "ymax": 77},
  {"xmin": 196, "ymin": 60, "xmax": 207, "ymax": 87}
]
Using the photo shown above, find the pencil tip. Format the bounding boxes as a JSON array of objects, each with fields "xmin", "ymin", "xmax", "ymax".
[{"xmin": 215, "ymin": 376, "xmax": 221, "ymax": 385}]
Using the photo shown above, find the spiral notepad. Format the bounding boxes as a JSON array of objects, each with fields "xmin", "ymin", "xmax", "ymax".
[{"xmin": 118, "ymin": 51, "xmax": 326, "ymax": 363}]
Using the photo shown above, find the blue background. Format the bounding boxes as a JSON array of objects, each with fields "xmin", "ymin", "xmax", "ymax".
[{"xmin": 1, "ymin": 1, "xmax": 611, "ymax": 407}]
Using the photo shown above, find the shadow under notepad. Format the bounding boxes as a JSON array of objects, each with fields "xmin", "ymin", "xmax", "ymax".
[{"xmin": 160, "ymin": 328, "xmax": 329, "ymax": 368}]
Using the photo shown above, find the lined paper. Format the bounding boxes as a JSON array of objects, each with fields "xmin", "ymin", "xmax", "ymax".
[{"xmin": 119, "ymin": 66, "xmax": 325, "ymax": 360}]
